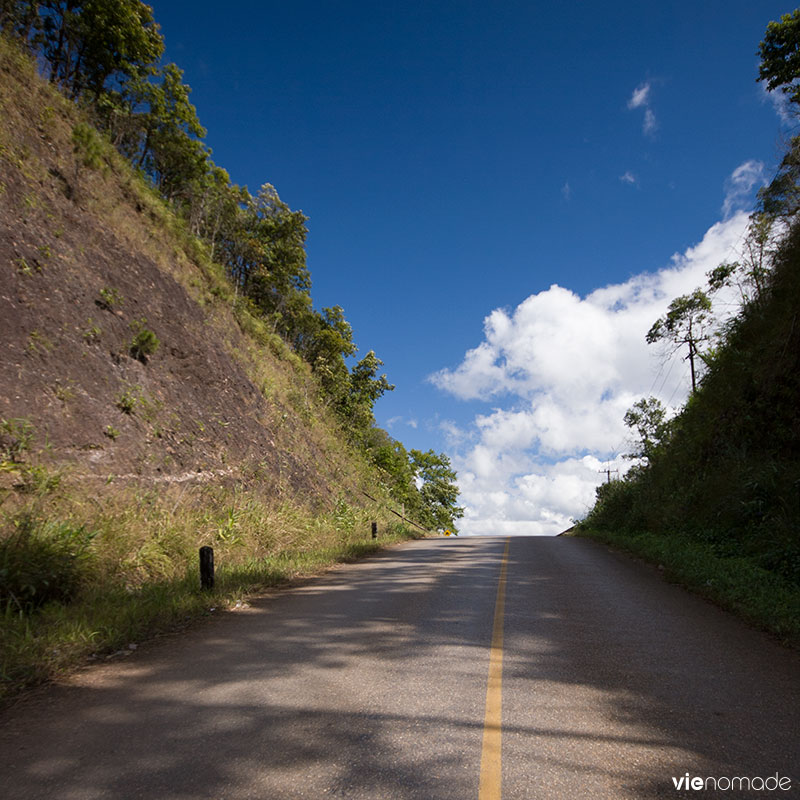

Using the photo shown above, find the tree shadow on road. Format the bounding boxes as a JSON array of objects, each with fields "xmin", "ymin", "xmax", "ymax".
[
  {"xmin": 0, "ymin": 537, "xmax": 797, "ymax": 799},
  {"xmin": 500, "ymin": 537, "xmax": 798, "ymax": 799}
]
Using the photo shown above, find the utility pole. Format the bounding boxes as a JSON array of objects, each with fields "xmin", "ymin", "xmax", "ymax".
[
  {"xmin": 687, "ymin": 336, "xmax": 697, "ymax": 394},
  {"xmin": 599, "ymin": 466, "xmax": 619, "ymax": 484}
]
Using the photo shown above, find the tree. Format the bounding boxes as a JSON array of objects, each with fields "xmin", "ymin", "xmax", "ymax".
[
  {"xmin": 187, "ymin": 163, "xmax": 239, "ymax": 249},
  {"xmin": 337, "ymin": 350, "xmax": 394, "ymax": 435},
  {"xmin": 646, "ymin": 289, "xmax": 713, "ymax": 394},
  {"xmin": 755, "ymin": 13, "xmax": 800, "ymax": 220},
  {"xmin": 0, "ymin": 1, "xmax": 37, "ymax": 36},
  {"xmin": 349, "ymin": 350, "xmax": 393, "ymax": 405},
  {"xmin": 363, "ymin": 428, "xmax": 422, "ymax": 515},
  {"xmin": 623, "ymin": 396, "xmax": 671, "ymax": 463},
  {"xmin": 36, "ymin": 0, "xmax": 164, "ymax": 100},
  {"xmin": 191, "ymin": 170, "xmax": 249, "ymax": 263},
  {"xmin": 757, "ymin": 9, "xmax": 800, "ymax": 109},
  {"xmin": 120, "ymin": 62, "xmax": 208, "ymax": 201},
  {"xmin": 760, "ymin": 139, "xmax": 800, "ymax": 219},
  {"xmin": 222, "ymin": 184, "xmax": 311, "ymax": 336},
  {"xmin": 707, "ymin": 214, "xmax": 777, "ymax": 310},
  {"xmin": 299, "ymin": 305, "xmax": 355, "ymax": 366},
  {"xmin": 409, "ymin": 450, "xmax": 464, "ymax": 532},
  {"xmin": 296, "ymin": 305, "xmax": 357, "ymax": 406}
]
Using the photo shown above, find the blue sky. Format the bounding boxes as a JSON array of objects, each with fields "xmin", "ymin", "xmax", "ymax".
[{"xmin": 152, "ymin": 1, "xmax": 794, "ymax": 533}]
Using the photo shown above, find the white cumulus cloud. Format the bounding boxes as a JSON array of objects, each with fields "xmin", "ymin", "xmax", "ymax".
[{"xmin": 430, "ymin": 193, "xmax": 754, "ymax": 536}]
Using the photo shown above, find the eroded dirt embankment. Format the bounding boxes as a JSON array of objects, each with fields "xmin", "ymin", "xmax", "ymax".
[{"xmin": 0, "ymin": 46, "xmax": 353, "ymax": 504}]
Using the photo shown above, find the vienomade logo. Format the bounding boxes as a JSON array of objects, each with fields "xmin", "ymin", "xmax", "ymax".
[{"xmin": 672, "ymin": 773, "xmax": 792, "ymax": 792}]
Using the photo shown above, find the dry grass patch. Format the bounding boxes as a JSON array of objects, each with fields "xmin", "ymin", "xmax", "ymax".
[{"xmin": 1, "ymin": 480, "xmax": 420, "ymax": 703}]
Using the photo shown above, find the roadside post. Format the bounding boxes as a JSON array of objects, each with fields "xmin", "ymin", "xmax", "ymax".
[{"xmin": 199, "ymin": 546, "xmax": 214, "ymax": 591}]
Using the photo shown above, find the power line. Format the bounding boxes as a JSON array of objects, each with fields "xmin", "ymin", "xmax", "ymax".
[
  {"xmin": 655, "ymin": 354, "xmax": 679, "ymax": 398},
  {"xmin": 666, "ymin": 363, "xmax": 691, "ymax": 408},
  {"xmin": 598, "ymin": 466, "xmax": 619, "ymax": 484}
]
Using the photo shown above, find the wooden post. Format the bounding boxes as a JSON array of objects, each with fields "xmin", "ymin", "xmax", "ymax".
[
  {"xmin": 199, "ymin": 546, "xmax": 214, "ymax": 591},
  {"xmin": 371, "ymin": 521, "xmax": 378, "ymax": 540}
]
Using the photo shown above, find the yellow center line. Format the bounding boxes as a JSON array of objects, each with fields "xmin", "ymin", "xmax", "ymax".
[{"xmin": 479, "ymin": 537, "xmax": 510, "ymax": 800}]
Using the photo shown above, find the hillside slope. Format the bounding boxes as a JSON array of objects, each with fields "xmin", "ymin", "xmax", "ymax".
[
  {"xmin": 0, "ymin": 36, "xmax": 372, "ymax": 503},
  {"xmin": 0, "ymin": 36, "xmax": 421, "ymax": 700},
  {"xmin": 577, "ymin": 206, "xmax": 800, "ymax": 642}
]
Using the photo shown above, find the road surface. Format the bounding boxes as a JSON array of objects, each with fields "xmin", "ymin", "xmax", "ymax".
[{"xmin": 1, "ymin": 536, "xmax": 797, "ymax": 798}]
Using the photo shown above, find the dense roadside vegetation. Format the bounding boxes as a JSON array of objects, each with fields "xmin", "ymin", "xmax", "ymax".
[
  {"xmin": 0, "ymin": 2, "xmax": 463, "ymax": 702},
  {"xmin": 576, "ymin": 11, "xmax": 800, "ymax": 644}
]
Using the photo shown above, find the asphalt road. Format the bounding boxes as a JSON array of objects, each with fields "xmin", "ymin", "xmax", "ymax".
[{"xmin": 0, "ymin": 536, "xmax": 797, "ymax": 799}]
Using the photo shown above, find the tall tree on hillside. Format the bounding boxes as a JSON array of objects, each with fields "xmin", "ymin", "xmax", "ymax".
[
  {"xmin": 623, "ymin": 396, "xmax": 671, "ymax": 463},
  {"xmin": 409, "ymin": 450, "xmax": 464, "ymax": 532},
  {"xmin": 301, "ymin": 305, "xmax": 356, "ymax": 366},
  {"xmin": 223, "ymin": 185, "xmax": 309, "ymax": 303},
  {"xmin": 707, "ymin": 214, "xmax": 778, "ymax": 310},
  {"xmin": 363, "ymin": 428, "xmax": 423, "ymax": 517},
  {"xmin": 757, "ymin": 10, "xmax": 800, "ymax": 219},
  {"xmin": 0, "ymin": 0, "xmax": 37, "ymax": 36},
  {"xmin": 646, "ymin": 289, "xmax": 713, "ymax": 394},
  {"xmin": 36, "ymin": 0, "xmax": 163, "ymax": 100},
  {"xmin": 340, "ymin": 350, "xmax": 394, "ymax": 434},
  {"xmin": 296, "ymin": 305, "xmax": 357, "ymax": 405},
  {"xmin": 118, "ymin": 63, "xmax": 208, "ymax": 201},
  {"xmin": 758, "ymin": 137, "xmax": 800, "ymax": 219},
  {"xmin": 218, "ymin": 184, "xmax": 314, "ymax": 343},
  {"xmin": 187, "ymin": 163, "xmax": 239, "ymax": 249},
  {"xmin": 758, "ymin": 9, "xmax": 800, "ymax": 108},
  {"xmin": 0, "ymin": 1, "xmax": 16, "ymax": 32}
]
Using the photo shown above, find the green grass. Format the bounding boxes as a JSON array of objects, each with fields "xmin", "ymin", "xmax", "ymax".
[
  {"xmin": 0, "ymin": 489, "xmax": 419, "ymax": 705},
  {"xmin": 573, "ymin": 525, "xmax": 800, "ymax": 647}
]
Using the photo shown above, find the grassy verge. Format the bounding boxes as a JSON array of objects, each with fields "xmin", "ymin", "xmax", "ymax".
[
  {"xmin": 573, "ymin": 526, "xmax": 800, "ymax": 647},
  {"xmin": 0, "ymin": 484, "xmax": 422, "ymax": 705}
]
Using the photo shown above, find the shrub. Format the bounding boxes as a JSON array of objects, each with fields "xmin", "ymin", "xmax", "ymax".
[
  {"xmin": 115, "ymin": 386, "xmax": 139, "ymax": 414},
  {"xmin": 97, "ymin": 287, "xmax": 123, "ymax": 311},
  {"xmin": 129, "ymin": 319, "xmax": 160, "ymax": 361},
  {"xmin": 0, "ymin": 418, "xmax": 34, "ymax": 463},
  {"xmin": 17, "ymin": 465, "xmax": 61, "ymax": 496},
  {"xmin": 71, "ymin": 123, "xmax": 104, "ymax": 170},
  {"xmin": 0, "ymin": 516, "xmax": 95, "ymax": 612},
  {"xmin": 83, "ymin": 320, "xmax": 102, "ymax": 342}
]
